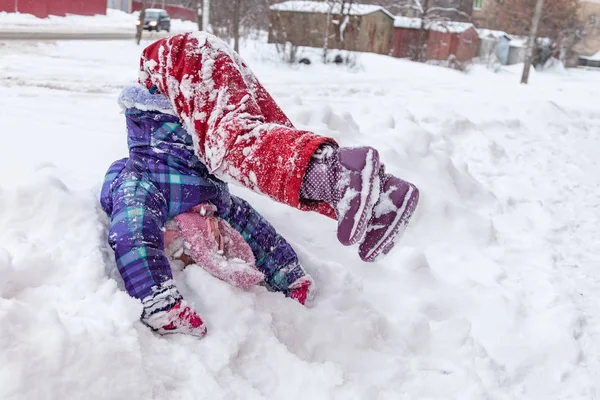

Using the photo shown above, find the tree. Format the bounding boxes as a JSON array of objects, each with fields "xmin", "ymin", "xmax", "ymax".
[
  {"xmin": 393, "ymin": 0, "xmax": 472, "ymax": 61},
  {"xmin": 521, "ymin": 0, "xmax": 544, "ymax": 84},
  {"xmin": 136, "ymin": 0, "xmax": 147, "ymax": 45},
  {"xmin": 202, "ymin": 0, "xmax": 210, "ymax": 32},
  {"xmin": 493, "ymin": 0, "xmax": 582, "ymax": 69},
  {"xmin": 232, "ymin": 0, "xmax": 241, "ymax": 52}
]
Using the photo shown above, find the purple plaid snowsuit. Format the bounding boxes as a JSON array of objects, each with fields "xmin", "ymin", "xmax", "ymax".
[{"xmin": 100, "ymin": 86, "xmax": 308, "ymax": 317}]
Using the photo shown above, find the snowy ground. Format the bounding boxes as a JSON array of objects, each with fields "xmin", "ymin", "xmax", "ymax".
[{"xmin": 1, "ymin": 37, "xmax": 600, "ymax": 400}]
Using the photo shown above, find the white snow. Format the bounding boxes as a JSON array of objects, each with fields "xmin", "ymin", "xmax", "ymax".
[
  {"xmin": 394, "ymin": 16, "xmax": 474, "ymax": 33},
  {"xmin": 0, "ymin": 8, "xmax": 198, "ymax": 33},
  {"xmin": 270, "ymin": 1, "xmax": 394, "ymax": 18},
  {"xmin": 580, "ymin": 49, "xmax": 600, "ymax": 61},
  {"xmin": 477, "ymin": 28, "xmax": 511, "ymax": 40},
  {"xmin": 1, "ymin": 37, "xmax": 600, "ymax": 400}
]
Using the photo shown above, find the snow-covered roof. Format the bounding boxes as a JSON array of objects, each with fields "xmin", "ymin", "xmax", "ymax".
[
  {"xmin": 477, "ymin": 28, "xmax": 511, "ymax": 40},
  {"xmin": 394, "ymin": 16, "xmax": 474, "ymax": 33},
  {"xmin": 145, "ymin": 8, "xmax": 165, "ymax": 12},
  {"xmin": 270, "ymin": 1, "xmax": 394, "ymax": 18}
]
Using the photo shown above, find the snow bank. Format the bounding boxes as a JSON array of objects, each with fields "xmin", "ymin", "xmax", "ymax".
[
  {"xmin": 1, "ymin": 38, "xmax": 600, "ymax": 399},
  {"xmin": 0, "ymin": 8, "xmax": 197, "ymax": 33}
]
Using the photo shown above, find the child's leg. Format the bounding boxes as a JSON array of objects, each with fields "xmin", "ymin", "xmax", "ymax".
[
  {"xmin": 301, "ymin": 149, "xmax": 420, "ymax": 261},
  {"xmin": 140, "ymin": 33, "xmax": 334, "ymax": 214},
  {"xmin": 140, "ymin": 33, "xmax": 419, "ymax": 261}
]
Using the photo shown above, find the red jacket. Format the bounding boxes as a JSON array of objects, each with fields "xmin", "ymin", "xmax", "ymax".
[{"xmin": 139, "ymin": 32, "xmax": 336, "ymax": 218}]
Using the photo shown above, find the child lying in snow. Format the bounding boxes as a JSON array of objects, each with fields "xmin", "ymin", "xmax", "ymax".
[
  {"xmin": 100, "ymin": 32, "xmax": 419, "ymax": 338},
  {"xmin": 100, "ymin": 86, "xmax": 313, "ymax": 338}
]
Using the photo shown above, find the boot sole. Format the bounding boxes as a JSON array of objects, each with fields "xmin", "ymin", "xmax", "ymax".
[
  {"xmin": 359, "ymin": 185, "xmax": 419, "ymax": 262},
  {"xmin": 337, "ymin": 148, "xmax": 381, "ymax": 246}
]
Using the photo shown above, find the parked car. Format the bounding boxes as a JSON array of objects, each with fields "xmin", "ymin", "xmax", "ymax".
[{"xmin": 137, "ymin": 8, "xmax": 171, "ymax": 32}]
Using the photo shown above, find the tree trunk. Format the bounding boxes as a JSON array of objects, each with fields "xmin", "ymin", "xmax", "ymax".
[
  {"xmin": 413, "ymin": 0, "xmax": 429, "ymax": 62},
  {"xmin": 521, "ymin": 0, "xmax": 545, "ymax": 84},
  {"xmin": 136, "ymin": 0, "xmax": 147, "ymax": 46},
  {"xmin": 233, "ymin": 0, "xmax": 241, "ymax": 53},
  {"xmin": 202, "ymin": 0, "xmax": 210, "ymax": 33},
  {"xmin": 196, "ymin": 0, "xmax": 203, "ymax": 31},
  {"xmin": 323, "ymin": 2, "xmax": 333, "ymax": 63}
]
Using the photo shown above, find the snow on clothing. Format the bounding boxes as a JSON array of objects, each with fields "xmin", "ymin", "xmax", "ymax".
[
  {"xmin": 100, "ymin": 85, "xmax": 310, "ymax": 320},
  {"xmin": 138, "ymin": 32, "xmax": 337, "ymax": 219},
  {"xmin": 138, "ymin": 32, "xmax": 421, "ymax": 262}
]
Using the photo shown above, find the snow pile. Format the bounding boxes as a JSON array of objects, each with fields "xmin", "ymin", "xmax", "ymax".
[
  {"xmin": 0, "ymin": 8, "xmax": 197, "ymax": 33},
  {"xmin": 1, "ymin": 39, "xmax": 600, "ymax": 399}
]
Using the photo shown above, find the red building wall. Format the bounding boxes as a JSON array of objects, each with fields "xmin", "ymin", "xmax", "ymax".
[
  {"xmin": 392, "ymin": 27, "xmax": 480, "ymax": 62},
  {"xmin": 132, "ymin": 1, "xmax": 196, "ymax": 21},
  {"xmin": 0, "ymin": 0, "xmax": 106, "ymax": 17},
  {"xmin": 455, "ymin": 28, "xmax": 480, "ymax": 62}
]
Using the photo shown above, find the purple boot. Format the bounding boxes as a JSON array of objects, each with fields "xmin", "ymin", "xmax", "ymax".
[
  {"xmin": 301, "ymin": 146, "xmax": 381, "ymax": 246},
  {"xmin": 358, "ymin": 168, "xmax": 419, "ymax": 262}
]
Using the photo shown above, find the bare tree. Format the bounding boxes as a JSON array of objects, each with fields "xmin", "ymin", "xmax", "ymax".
[
  {"xmin": 233, "ymin": 0, "xmax": 241, "ymax": 52},
  {"xmin": 202, "ymin": 0, "xmax": 210, "ymax": 32},
  {"xmin": 136, "ymin": 0, "xmax": 147, "ymax": 45},
  {"xmin": 322, "ymin": 0, "xmax": 359, "ymax": 63},
  {"xmin": 196, "ymin": 0, "xmax": 203, "ymax": 30},
  {"xmin": 394, "ymin": 0, "xmax": 471, "ymax": 61},
  {"xmin": 521, "ymin": 0, "xmax": 544, "ymax": 84},
  {"xmin": 493, "ymin": 0, "xmax": 582, "ymax": 68}
]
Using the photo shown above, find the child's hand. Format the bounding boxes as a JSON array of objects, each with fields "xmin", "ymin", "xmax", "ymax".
[
  {"xmin": 143, "ymin": 300, "xmax": 207, "ymax": 338},
  {"xmin": 289, "ymin": 278, "xmax": 315, "ymax": 306}
]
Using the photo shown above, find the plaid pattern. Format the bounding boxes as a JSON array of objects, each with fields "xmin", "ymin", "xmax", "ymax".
[
  {"xmin": 101, "ymin": 93, "xmax": 307, "ymax": 305},
  {"xmin": 220, "ymin": 196, "xmax": 305, "ymax": 294}
]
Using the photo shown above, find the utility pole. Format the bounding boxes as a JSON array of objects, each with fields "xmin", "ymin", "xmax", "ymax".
[
  {"xmin": 136, "ymin": 0, "xmax": 147, "ymax": 45},
  {"xmin": 196, "ymin": 0, "xmax": 203, "ymax": 30},
  {"xmin": 521, "ymin": 0, "xmax": 545, "ymax": 84},
  {"xmin": 14, "ymin": 0, "xmax": 18, "ymax": 12},
  {"xmin": 233, "ymin": 0, "xmax": 241, "ymax": 52},
  {"xmin": 202, "ymin": 0, "xmax": 210, "ymax": 33}
]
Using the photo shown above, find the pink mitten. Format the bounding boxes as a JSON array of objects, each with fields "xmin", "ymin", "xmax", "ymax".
[
  {"xmin": 288, "ymin": 277, "xmax": 315, "ymax": 306},
  {"xmin": 171, "ymin": 204, "xmax": 265, "ymax": 288},
  {"xmin": 143, "ymin": 300, "xmax": 208, "ymax": 338}
]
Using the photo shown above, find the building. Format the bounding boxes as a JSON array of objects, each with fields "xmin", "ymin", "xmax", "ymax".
[
  {"xmin": 131, "ymin": 1, "xmax": 196, "ymax": 21},
  {"xmin": 575, "ymin": 0, "xmax": 600, "ymax": 62},
  {"xmin": 472, "ymin": 0, "xmax": 499, "ymax": 28},
  {"xmin": 392, "ymin": 17, "xmax": 481, "ymax": 62},
  {"xmin": 477, "ymin": 29, "xmax": 512, "ymax": 64},
  {"xmin": 268, "ymin": 1, "xmax": 395, "ymax": 55},
  {"xmin": 108, "ymin": 0, "xmax": 133, "ymax": 13},
  {"xmin": 0, "ymin": 0, "xmax": 106, "ymax": 17}
]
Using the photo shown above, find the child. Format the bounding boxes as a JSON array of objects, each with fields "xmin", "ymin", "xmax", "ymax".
[
  {"xmin": 101, "ymin": 32, "xmax": 419, "ymax": 339},
  {"xmin": 101, "ymin": 86, "xmax": 313, "ymax": 338}
]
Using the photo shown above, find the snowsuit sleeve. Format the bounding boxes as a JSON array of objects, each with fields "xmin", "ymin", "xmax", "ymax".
[
  {"xmin": 101, "ymin": 160, "xmax": 181, "ymax": 313},
  {"xmin": 139, "ymin": 32, "xmax": 336, "ymax": 219},
  {"xmin": 219, "ymin": 195, "xmax": 310, "ymax": 294}
]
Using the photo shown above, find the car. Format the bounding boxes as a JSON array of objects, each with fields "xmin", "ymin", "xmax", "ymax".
[{"xmin": 137, "ymin": 8, "xmax": 171, "ymax": 32}]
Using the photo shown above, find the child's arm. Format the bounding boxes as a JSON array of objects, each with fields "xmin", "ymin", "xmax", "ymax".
[
  {"xmin": 105, "ymin": 173, "xmax": 207, "ymax": 336},
  {"xmin": 220, "ymin": 195, "xmax": 315, "ymax": 305},
  {"xmin": 107, "ymin": 176, "xmax": 179, "ymax": 309}
]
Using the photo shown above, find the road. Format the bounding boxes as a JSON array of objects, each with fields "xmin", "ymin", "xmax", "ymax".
[{"xmin": 0, "ymin": 30, "xmax": 172, "ymax": 41}]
